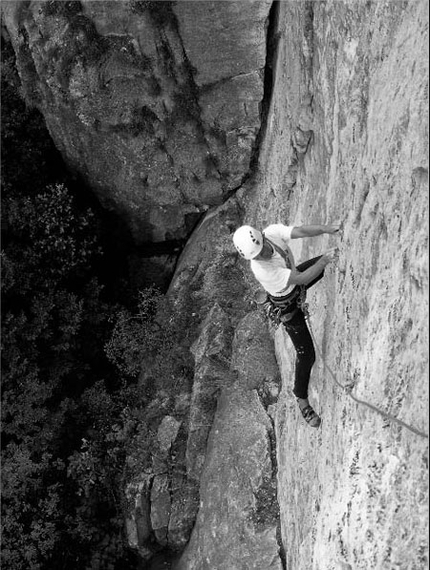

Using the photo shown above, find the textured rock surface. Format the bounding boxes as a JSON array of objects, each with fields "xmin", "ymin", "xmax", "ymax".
[
  {"xmin": 123, "ymin": 300, "xmax": 238, "ymax": 561},
  {"xmin": 177, "ymin": 311, "xmax": 283, "ymax": 570},
  {"xmin": 254, "ymin": 1, "xmax": 429, "ymax": 569},
  {"xmin": 186, "ymin": 303, "xmax": 233, "ymax": 481},
  {"xmin": 1, "ymin": 0, "xmax": 271, "ymax": 243},
  {"xmin": 172, "ymin": 1, "xmax": 428, "ymax": 569},
  {"xmin": 174, "ymin": 0, "xmax": 271, "ymax": 190}
]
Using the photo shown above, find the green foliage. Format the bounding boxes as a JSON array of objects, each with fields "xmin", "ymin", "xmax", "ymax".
[
  {"xmin": 1, "ymin": 446, "xmax": 65, "ymax": 570},
  {"xmin": 105, "ymin": 287, "xmax": 194, "ymax": 397},
  {"xmin": 1, "ymin": 176, "xmax": 189, "ymax": 568},
  {"xmin": 29, "ymin": 185, "xmax": 94, "ymax": 258},
  {"xmin": 42, "ymin": 1, "xmax": 83, "ymax": 18},
  {"xmin": 4, "ymin": 183, "xmax": 101, "ymax": 284}
]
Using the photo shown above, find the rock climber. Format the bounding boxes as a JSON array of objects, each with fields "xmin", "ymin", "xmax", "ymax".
[{"xmin": 232, "ymin": 223, "xmax": 341, "ymax": 428}]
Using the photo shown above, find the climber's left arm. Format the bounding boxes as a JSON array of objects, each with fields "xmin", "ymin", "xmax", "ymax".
[{"xmin": 290, "ymin": 223, "xmax": 341, "ymax": 239}]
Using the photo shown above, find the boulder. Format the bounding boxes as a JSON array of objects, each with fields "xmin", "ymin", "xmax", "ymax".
[
  {"xmin": 157, "ymin": 415, "xmax": 182, "ymax": 454},
  {"xmin": 150, "ymin": 474, "xmax": 171, "ymax": 545}
]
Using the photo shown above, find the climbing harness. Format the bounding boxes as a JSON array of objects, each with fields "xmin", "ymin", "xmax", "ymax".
[
  {"xmin": 257, "ymin": 287, "xmax": 303, "ymax": 327},
  {"xmin": 304, "ymin": 310, "xmax": 429, "ymax": 440}
]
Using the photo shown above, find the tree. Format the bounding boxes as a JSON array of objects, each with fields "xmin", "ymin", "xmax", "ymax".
[{"xmin": 1, "ymin": 38, "xmax": 134, "ymax": 568}]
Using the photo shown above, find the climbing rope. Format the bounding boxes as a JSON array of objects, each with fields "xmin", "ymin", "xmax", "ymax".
[{"xmin": 304, "ymin": 313, "xmax": 429, "ymax": 440}]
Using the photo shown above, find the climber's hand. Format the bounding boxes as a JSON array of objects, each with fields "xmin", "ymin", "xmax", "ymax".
[
  {"xmin": 322, "ymin": 247, "xmax": 338, "ymax": 264},
  {"xmin": 326, "ymin": 221, "xmax": 342, "ymax": 234}
]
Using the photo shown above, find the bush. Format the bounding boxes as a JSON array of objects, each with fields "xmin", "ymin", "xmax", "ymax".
[
  {"xmin": 0, "ymin": 178, "xmax": 121, "ymax": 568},
  {"xmin": 105, "ymin": 287, "xmax": 165, "ymax": 377}
]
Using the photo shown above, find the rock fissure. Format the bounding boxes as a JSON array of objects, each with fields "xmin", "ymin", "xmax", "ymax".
[
  {"xmin": 256, "ymin": 386, "xmax": 287, "ymax": 570},
  {"xmin": 302, "ymin": 0, "xmax": 314, "ymax": 78},
  {"xmin": 172, "ymin": 34, "xmax": 228, "ymax": 188},
  {"xmin": 249, "ymin": 0, "xmax": 281, "ymax": 175},
  {"xmin": 209, "ymin": 0, "xmax": 283, "ymax": 208}
]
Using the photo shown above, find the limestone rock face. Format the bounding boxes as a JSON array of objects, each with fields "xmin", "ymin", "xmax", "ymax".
[
  {"xmin": 174, "ymin": 0, "xmax": 271, "ymax": 189},
  {"xmin": 1, "ymin": 0, "xmax": 271, "ymax": 243}
]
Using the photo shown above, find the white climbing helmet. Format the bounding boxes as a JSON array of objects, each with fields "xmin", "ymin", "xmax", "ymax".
[{"xmin": 233, "ymin": 225, "xmax": 263, "ymax": 259}]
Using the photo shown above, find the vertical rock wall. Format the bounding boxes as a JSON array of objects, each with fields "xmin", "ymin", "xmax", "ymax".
[
  {"xmin": 256, "ymin": 1, "xmax": 428, "ymax": 569},
  {"xmin": 171, "ymin": 1, "xmax": 428, "ymax": 569}
]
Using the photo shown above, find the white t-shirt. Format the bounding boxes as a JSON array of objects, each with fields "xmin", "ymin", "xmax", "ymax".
[{"xmin": 250, "ymin": 224, "xmax": 295, "ymax": 296}]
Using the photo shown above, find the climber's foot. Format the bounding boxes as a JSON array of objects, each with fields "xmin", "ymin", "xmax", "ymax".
[{"xmin": 298, "ymin": 402, "xmax": 321, "ymax": 428}]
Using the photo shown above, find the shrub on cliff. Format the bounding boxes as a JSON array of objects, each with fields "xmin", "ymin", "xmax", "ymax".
[{"xmin": 1, "ymin": 177, "xmax": 183, "ymax": 570}]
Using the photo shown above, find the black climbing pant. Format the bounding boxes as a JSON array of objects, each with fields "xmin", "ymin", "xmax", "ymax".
[{"xmin": 283, "ymin": 256, "xmax": 324, "ymax": 400}]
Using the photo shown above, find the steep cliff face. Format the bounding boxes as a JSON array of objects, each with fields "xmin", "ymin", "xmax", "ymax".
[
  {"xmin": 1, "ymin": 0, "xmax": 271, "ymax": 243},
  {"xmin": 269, "ymin": 3, "xmax": 429, "ymax": 568},
  {"xmin": 167, "ymin": 1, "xmax": 429, "ymax": 569}
]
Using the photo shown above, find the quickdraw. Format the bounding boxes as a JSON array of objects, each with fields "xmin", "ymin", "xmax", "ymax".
[{"xmin": 264, "ymin": 302, "xmax": 298, "ymax": 326}]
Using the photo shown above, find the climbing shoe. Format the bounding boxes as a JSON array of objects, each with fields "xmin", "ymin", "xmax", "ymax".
[{"xmin": 299, "ymin": 404, "xmax": 321, "ymax": 428}]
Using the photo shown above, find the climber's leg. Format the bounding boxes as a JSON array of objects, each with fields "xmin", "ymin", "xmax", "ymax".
[
  {"xmin": 284, "ymin": 311, "xmax": 321, "ymax": 427},
  {"xmin": 284, "ymin": 310, "xmax": 316, "ymax": 399}
]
